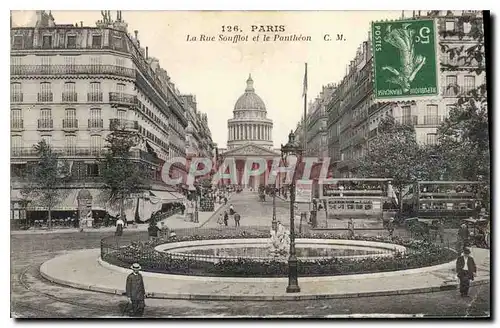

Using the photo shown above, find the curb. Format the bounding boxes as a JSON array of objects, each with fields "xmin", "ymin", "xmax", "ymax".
[
  {"xmin": 39, "ymin": 261, "xmax": 490, "ymax": 301},
  {"xmin": 39, "ymin": 249, "xmax": 490, "ymax": 302}
]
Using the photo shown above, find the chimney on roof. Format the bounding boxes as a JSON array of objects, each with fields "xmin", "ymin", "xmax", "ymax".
[
  {"xmin": 80, "ymin": 21, "xmax": 83, "ymax": 27},
  {"xmin": 146, "ymin": 46, "xmax": 148, "ymax": 59},
  {"xmin": 134, "ymin": 30, "xmax": 138, "ymax": 39}
]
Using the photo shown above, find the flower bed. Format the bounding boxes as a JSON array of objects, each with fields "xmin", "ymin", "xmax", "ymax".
[{"xmin": 101, "ymin": 230, "xmax": 457, "ymax": 277}]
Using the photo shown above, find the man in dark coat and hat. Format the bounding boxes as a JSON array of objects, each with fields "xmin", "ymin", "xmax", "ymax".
[
  {"xmin": 456, "ymin": 248, "xmax": 477, "ymax": 297},
  {"xmin": 126, "ymin": 263, "xmax": 146, "ymax": 316}
]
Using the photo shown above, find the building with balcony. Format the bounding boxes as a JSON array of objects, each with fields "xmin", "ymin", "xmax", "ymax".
[
  {"xmin": 325, "ymin": 10, "xmax": 486, "ymax": 178},
  {"xmin": 10, "ymin": 10, "xmax": 190, "ymax": 222},
  {"xmin": 182, "ymin": 94, "xmax": 215, "ymax": 160}
]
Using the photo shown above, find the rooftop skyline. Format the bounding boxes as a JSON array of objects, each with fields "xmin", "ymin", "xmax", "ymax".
[{"xmin": 11, "ymin": 10, "xmax": 403, "ymax": 148}]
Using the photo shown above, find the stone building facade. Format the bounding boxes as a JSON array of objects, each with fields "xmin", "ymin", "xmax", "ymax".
[{"xmin": 9, "ymin": 11, "xmax": 204, "ymax": 221}]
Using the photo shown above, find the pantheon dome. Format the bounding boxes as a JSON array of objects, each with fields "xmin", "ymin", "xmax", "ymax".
[{"xmin": 227, "ymin": 75, "xmax": 274, "ymax": 150}]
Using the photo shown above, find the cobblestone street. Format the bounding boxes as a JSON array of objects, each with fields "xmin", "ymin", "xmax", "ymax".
[{"xmin": 10, "ymin": 193, "xmax": 491, "ymax": 318}]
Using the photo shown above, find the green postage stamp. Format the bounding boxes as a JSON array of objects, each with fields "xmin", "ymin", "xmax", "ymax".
[{"xmin": 372, "ymin": 19, "xmax": 439, "ymax": 101}]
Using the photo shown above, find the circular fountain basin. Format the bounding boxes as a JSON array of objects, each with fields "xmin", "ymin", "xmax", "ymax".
[{"xmin": 155, "ymin": 238, "xmax": 406, "ymax": 262}]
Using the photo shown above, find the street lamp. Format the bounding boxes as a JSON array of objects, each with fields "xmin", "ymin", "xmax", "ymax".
[
  {"xmin": 193, "ymin": 182, "xmax": 200, "ymax": 223},
  {"xmin": 281, "ymin": 130, "xmax": 302, "ymax": 293},
  {"xmin": 271, "ymin": 184, "xmax": 277, "ymax": 232}
]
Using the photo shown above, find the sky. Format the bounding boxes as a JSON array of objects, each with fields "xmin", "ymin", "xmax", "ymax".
[{"xmin": 11, "ymin": 10, "xmax": 403, "ymax": 148}]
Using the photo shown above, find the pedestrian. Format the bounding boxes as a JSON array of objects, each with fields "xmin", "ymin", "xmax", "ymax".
[
  {"xmin": 387, "ymin": 217, "xmax": 395, "ymax": 237},
  {"xmin": 457, "ymin": 223, "xmax": 469, "ymax": 251},
  {"xmin": 217, "ymin": 213, "xmax": 224, "ymax": 225},
  {"xmin": 229, "ymin": 204, "xmax": 235, "ymax": 215},
  {"xmin": 223, "ymin": 211, "xmax": 229, "ymax": 226},
  {"xmin": 115, "ymin": 215, "xmax": 124, "ymax": 236},
  {"xmin": 224, "ymin": 196, "xmax": 228, "ymax": 205},
  {"xmin": 181, "ymin": 202, "xmax": 186, "ymax": 215},
  {"xmin": 347, "ymin": 218, "xmax": 355, "ymax": 238},
  {"xmin": 125, "ymin": 263, "xmax": 146, "ymax": 317},
  {"xmin": 234, "ymin": 212, "xmax": 241, "ymax": 227},
  {"xmin": 438, "ymin": 219, "xmax": 445, "ymax": 244},
  {"xmin": 456, "ymin": 248, "xmax": 477, "ymax": 297}
]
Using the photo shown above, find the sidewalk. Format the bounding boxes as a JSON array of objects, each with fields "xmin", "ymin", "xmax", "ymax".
[
  {"xmin": 11, "ymin": 200, "xmax": 229, "ymax": 235},
  {"xmin": 40, "ymin": 247, "xmax": 490, "ymax": 301}
]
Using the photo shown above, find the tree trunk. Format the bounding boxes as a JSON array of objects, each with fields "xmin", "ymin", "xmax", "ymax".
[
  {"xmin": 47, "ymin": 207, "xmax": 52, "ymax": 230},
  {"xmin": 120, "ymin": 195, "xmax": 125, "ymax": 221}
]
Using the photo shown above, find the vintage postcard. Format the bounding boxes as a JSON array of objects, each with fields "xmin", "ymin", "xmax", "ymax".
[{"xmin": 10, "ymin": 10, "xmax": 490, "ymax": 319}]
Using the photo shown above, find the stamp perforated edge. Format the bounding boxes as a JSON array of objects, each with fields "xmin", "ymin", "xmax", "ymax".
[{"xmin": 370, "ymin": 17, "xmax": 442, "ymax": 104}]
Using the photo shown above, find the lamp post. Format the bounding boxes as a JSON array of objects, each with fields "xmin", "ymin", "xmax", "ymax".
[
  {"xmin": 281, "ymin": 130, "xmax": 302, "ymax": 293},
  {"xmin": 193, "ymin": 182, "xmax": 199, "ymax": 223},
  {"xmin": 271, "ymin": 184, "xmax": 277, "ymax": 232}
]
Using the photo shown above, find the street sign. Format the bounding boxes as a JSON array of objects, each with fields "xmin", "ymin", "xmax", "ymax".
[{"xmin": 296, "ymin": 180, "xmax": 313, "ymax": 203}]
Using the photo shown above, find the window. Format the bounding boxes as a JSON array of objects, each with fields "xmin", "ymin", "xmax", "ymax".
[
  {"xmin": 65, "ymin": 135, "xmax": 77, "ymax": 154},
  {"xmin": 42, "ymin": 35, "xmax": 52, "ymax": 49},
  {"xmin": 65, "ymin": 56, "xmax": 77, "ymax": 72},
  {"xmin": 91, "ymin": 35, "xmax": 102, "ymax": 48},
  {"xmin": 464, "ymin": 75, "xmax": 475, "ymax": 93},
  {"xmin": 425, "ymin": 105, "xmax": 439, "ymax": 125},
  {"xmin": 113, "ymin": 36, "xmax": 123, "ymax": 49},
  {"xmin": 89, "ymin": 56, "xmax": 101, "ymax": 74},
  {"xmin": 64, "ymin": 108, "xmax": 77, "ymax": 128},
  {"xmin": 67, "ymin": 35, "xmax": 77, "ymax": 48},
  {"xmin": 11, "ymin": 135, "xmax": 22, "ymax": 151},
  {"xmin": 89, "ymin": 108, "xmax": 102, "ymax": 128},
  {"xmin": 90, "ymin": 135, "xmax": 102, "ymax": 153},
  {"xmin": 39, "ymin": 82, "xmax": 52, "ymax": 102},
  {"xmin": 10, "ymin": 82, "xmax": 22, "ymax": 102},
  {"xmin": 445, "ymin": 75, "xmax": 458, "ymax": 96},
  {"xmin": 63, "ymin": 82, "xmax": 76, "ymax": 102},
  {"xmin": 86, "ymin": 163, "xmax": 99, "ymax": 177},
  {"xmin": 116, "ymin": 83, "xmax": 125, "ymax": 95},
  {"xmin": 11, "ymin": 109, "xmax": 22, "ymax": 129},
  {"xmin": 13, "ymin": 36, "xmax": 23, "ymax": 49},
  {"xmin": 117, "ymin": 109, "xmax": 126, "ymax": 120},
  {"xmin": 426, "ymin": 133, "xmax": 438, "ymax": 145},
  {"xmin": 445, "ymin": 21, "xmax": 455, "ymax": 32},
  {"xmin": 11, "ymin": 56, "xmax": 22, "ymax": 66},
  {"xmin": 88, "ymin": 82, "xmax": 102, "ymax": 102},
  {"xmin": 40, "ymin": 108, "xmax": 52, "ymax": 121},
  {"xmin": 463, "ymin": 22, "xmax": 472, "ymax": 34}
]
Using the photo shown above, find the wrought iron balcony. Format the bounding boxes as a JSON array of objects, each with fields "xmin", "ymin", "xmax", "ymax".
[
  {"xmin": 10, "ymin": 64, "xmax": 136, "ymax": 79},
  {"xmin": 394, "ymin": 115, "xmax": 418, "ymax": 125},
  {"xmin": 11, "ymin": 93, "xmax": 23, "ymax": 103},
  {"xmin": 87, "ymin": 92, "xmax": 103, "ymax": 102},
  {"xmin": 109, "ymin": 119, "xmax": 139, "ymax": 131},
  {"xmin": 88, "ymin": 118, "xmax": 103, "ymax": 129},
  {"xmin": 11, "ymin": 119, "xmax": 23, "ymax": 130},
  {"xmin": 62, "ymin": 92, "xmax": 78, "ymax": 103},
  {"xmin": 423, "ymin": 115, "xmax": 444, "ymax": 126},
  {"xmin": 10, "ymin": 147, "xmax": 107, "ymax": 158},
  {"xmin": 441, "ymin": 85, "xmax": 475, "ymax": 98},
  {"xmin": 37, "ymin": 119, "xmax": 53, "ymax": 130},
  {"xmin": 37, "ymin": 93, "xmax": 53, "ymax": 102},
  {"xmin": 62, "ymin": 119, "xmax": 79, "ymax": 130},
  {"xmin": 109, "ymin": 92, "xmax": 137, "ymax": 107}
]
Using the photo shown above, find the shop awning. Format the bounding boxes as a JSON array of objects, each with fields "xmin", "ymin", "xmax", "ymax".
[
  {"xmin": 151, "ymin": 190, "xmax": 183, "ymax": 204},
  {"xmin": 12, "ymin": 188, "xmax": 80, "ymax": 211}
]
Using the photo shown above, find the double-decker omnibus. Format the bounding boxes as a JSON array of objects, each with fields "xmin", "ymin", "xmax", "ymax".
[
  {"xmin": 317, "ymin": 178, "xmax": 395, "ymax": 218},
  {"xmin": 404, "ymin": 181, "xmax": 483, "ymax": 220}
]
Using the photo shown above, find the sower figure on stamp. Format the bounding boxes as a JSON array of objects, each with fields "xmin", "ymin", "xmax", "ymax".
[
  {"xmin": 455, "ymin": 248, "xmax": 476, "ymax": 297},
  {"xmin": 126, "ymin": 263, "xmax": 146, "ymax": 317}
]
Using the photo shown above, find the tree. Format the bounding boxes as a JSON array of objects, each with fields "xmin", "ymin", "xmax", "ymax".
[
  {"xmin": 437, "ymin": 12, "xmax": 490, "ymax": 207},
  {"xmin": 357, "ymin": 117, "xmax": 427, "ymax": 211},
  {"xmin": 99, "ymin": 129, "xmax": 151, "ymax": 220},
  {"xmin": 21, "ymin": 140, "xmax": 70, "ymax": 229}
]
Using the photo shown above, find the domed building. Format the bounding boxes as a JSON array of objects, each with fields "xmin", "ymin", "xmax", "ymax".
[
  {"xmin": 220, "ymin": 75, "xmax": 281, "ymax": 189},
  {"xmin": 227, "ymin": 75, "xmax": 274, "ymax": 150}
]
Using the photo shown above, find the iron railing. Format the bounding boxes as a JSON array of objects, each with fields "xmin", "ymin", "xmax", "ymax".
[
  {"xmin": 62, "ymin": 92, "xmax": 78, "ymax": 102},
  {"xmin": 394, "ymin": 115, "xmax": 418, "ymax": 125},
  {"xmin": 87, "ymin": 92, "xmax": 103, "ymax": 102},
  {"xmin": 37, "ymin": 119, "xmax": 53, "ymax": 129},
  {"xmin": 109, "ymin": 92, "xmax": 137, "ymax": 107},
  {"xmin": 11, "ymin": 93, "xmax": 23, "ymax": 103},
  {"xmin": 37, "ymin": 93, "xmax": 53, "ymax": 102},
  {"xmin": 109, "ymin": 119, "xmax": 139, "ymax": 131},
  {"xmin": 11, "ymin": 119, "xmax": 23, "ymax": 130},
  {"xmin": 88, "ymin": 118, "xmax": 104, "ymax": 129},
  {"xmin": 423, "ymin": 115, "xmax": 444, "ymax": 125},
  {"xmin": 10, "ymin": 64, "xmax": 135, "ymax": 79},
  {"xmin": 62, "ymin": 118, "xmax": 78, "ymax": 129}
]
